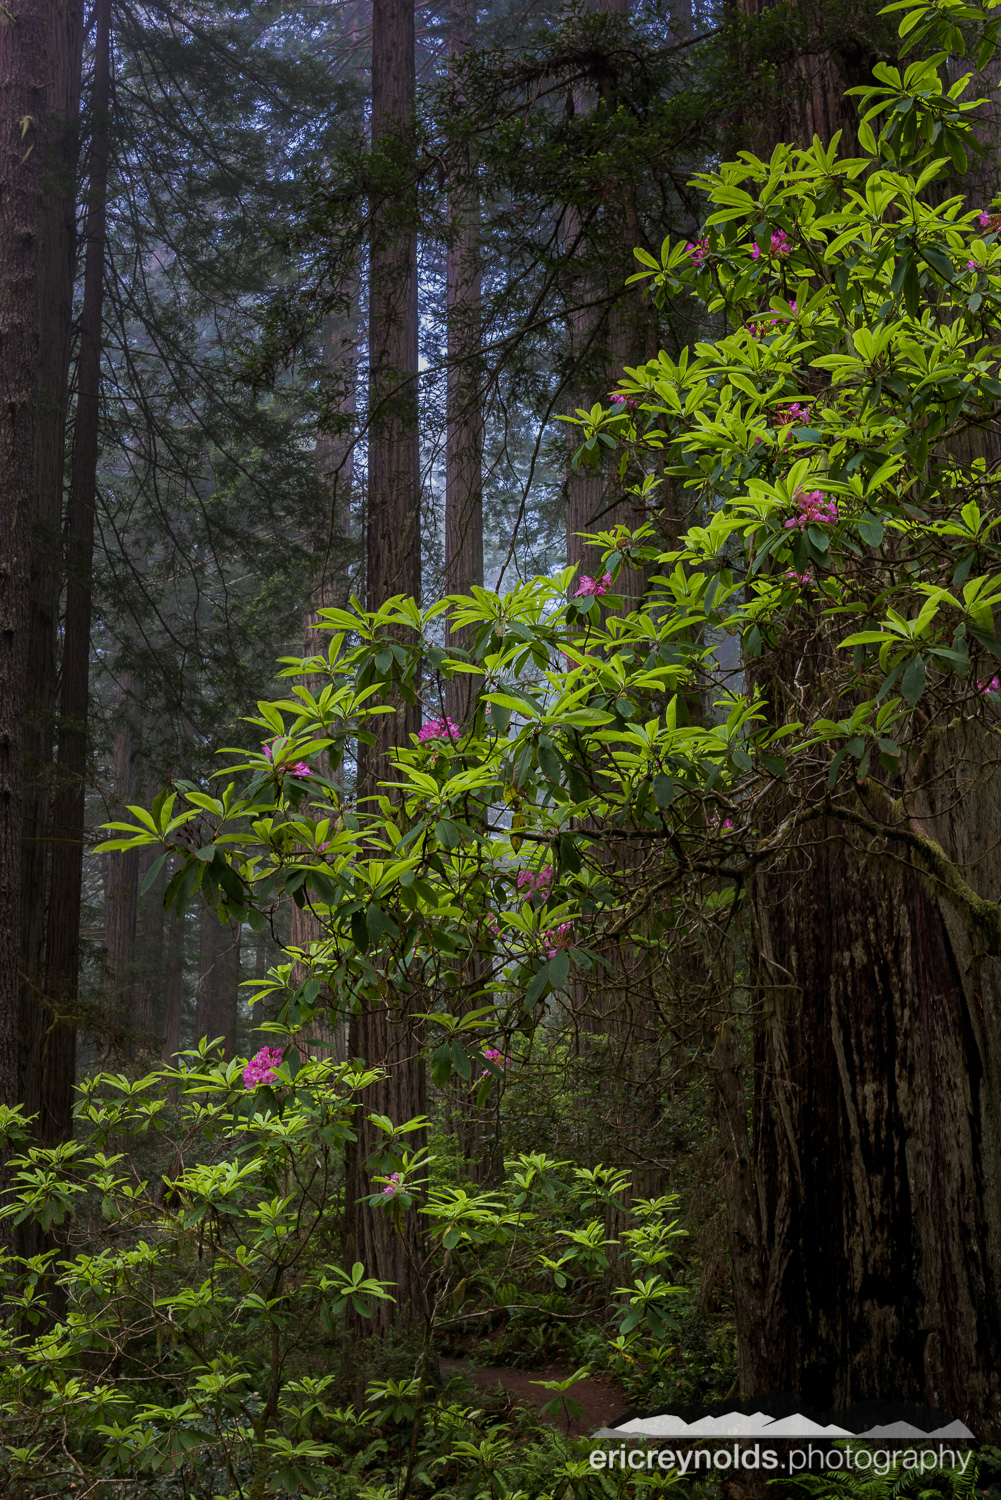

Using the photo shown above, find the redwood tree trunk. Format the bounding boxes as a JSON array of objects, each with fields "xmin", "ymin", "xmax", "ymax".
[
  {"xmin": 0, "ymin": 0, "xmax": 49, "ymax": 1119},
  {"xmin": 291, "ymin": 311, "xmax": 356, "ymax": 1061},
  {"xmin": 18, "ymin": 0, "xmax": 84, "ymax": 1124},
  {"xmin": 196, "ymin": 909, "xmax": 239, "ymax": 1059},
  {"xmin": 103, "ymin": 674, "xmax": 142, "ymax": 1040},
  {"xmin": 346, "ymin": 0, "xmax": 425, "ymax": 1331},
  {"xmin": 43, "ymin": 0, "xmax": 111, "ymax": 1129},
  {"xmin": 133, "ymin": 848, "xmax": 166, "ymax": 1055},
  {"xmin": 724, "ymin": 719, "xmax": 1001, "ymax": 1435},
  {"xmin": 443, "ymin": 0, "xmax": 482, "ymax": 727},
  {"xmin": 161, "ymin": 890, "xmax": 184, "ymax": 1064}
]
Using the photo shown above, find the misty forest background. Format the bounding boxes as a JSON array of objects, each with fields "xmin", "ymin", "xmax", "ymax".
[{"xmin": 5, "ymin": 0, "xmax": 1001, "ymax": 1494}]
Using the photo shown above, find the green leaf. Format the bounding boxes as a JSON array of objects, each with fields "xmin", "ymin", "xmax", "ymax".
[
  {"xmin": 902, "ymin": 655, "xmax": 927, "ymax": 705},
  {"xmin": 431, "ymin": 1044, "xmax": 452, "ymax": 1089},
  {"xmin": 549, "ymin": 950, "xmax": 570, "ymax": 989},
  {"xmin": 525, "ymin": 964, "xmax": 552, "ymax": 1007},
  {"xmin": 559, "ymin": 833, "xmax": 582, "ymax": 873},
  {"xmin": 139, "ymin": 852, "xmax": 169, "ymax": 897},
  {"xmin": 858, "ymin": 513, "xmax": 884, "ymax": 547},
  {"xmin": 435, "ymin": 819, "xmax": 461, "ymax": 849},
  {"xmin": 653, "ymin": 774, "xmax": 676, "ymax": 809}
]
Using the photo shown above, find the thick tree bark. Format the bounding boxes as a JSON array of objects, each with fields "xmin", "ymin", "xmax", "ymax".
[
  {"xmin": 725, "ymin": 720, "xmax": 1001, "ymax": 1435},
  {"xmin": 0, "ymin": 0, "xmax": 49, "ymax": 1121},
  {"xmin": 346, "ymin": 0, "xmax": 425, "ymax": 1333},
  {"xmin": 43, "ymin": 0, "xmax": 111, "ymax": 1127},
  {"xmin": 443, "ymin": 0, "xmax": 482, "ymax": 727},
  {"xmin": 365, "ymin": 0, "xmax": 420, "ymax": 648},
  {"xmin": 18, "ymin": 0, "xmax": 84, "ymax": 1124},
  {"xmin": 737, "ymin": 0, "xmax": 878, "ymax": 155}
]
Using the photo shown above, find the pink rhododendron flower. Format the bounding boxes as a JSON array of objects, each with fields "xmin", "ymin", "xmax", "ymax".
[
  {"xmin": 609, "ymin": 392, "xmax": 639, "ymax": 411},
  {"xmin": 381, "ymin": 1172, "xmax": 403, "ymax": 1196},
  {"xmin": 480, "ymin": 1046, "xmax": 512, "ymax": 1078},
  {"xmin": 967, "ymin": 259, "xmax": 979, "ymax": 270},
  {"xmin": 784, "ymin": 570, "xmax": 814, "ymax": 587},
  {"xmin": 685, "ymin": 235, "xmax": 709, "ymax": 267},
  {"xmin": 775, "ymin": 402, "xmax": 810, "ymax": 427},
  {"xmin": 751, "ymin": 230, "xmax": 792, "ymax": 260},
  {"xmin": 243, "ymin": 1045, "xmax": 284, "ymax": 1089},
  {"xmin": 517, "ymin": 866, "xmax": 553, "ymax": 898},
  {"xmin": 417, "ymin": 716, "xmax": 461, "ymax": 743},
  {"xmin": 978, "ymin": 677, "xmax": 1000, "ymax": 695},
  {"xmin": 783, "ymin": 490, "xmax": 838, "ymax": 530},
  {"xmin": 290, "ymin": 761, "xmax": 312, "ymax": 778},
  {"xmin": 543, "ymin": 921, "xmax": 574, "ymax": 959},
  {"xmin": 574, "ymin": 572, "xmax": 612, "ymax": 598}
]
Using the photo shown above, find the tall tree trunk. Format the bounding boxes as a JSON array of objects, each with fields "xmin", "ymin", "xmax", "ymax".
[
  {"xmin": 44, "ymin": 0, "xmax": 111, "ymax": 1121},
  {"xmin": 716, "ymin": 8, "xmax": 1001, "ymax": 1432},
  {"xmin": 103, "ymin": 672, "xmax": 142, "ymax": 1043},
  {"xmin": 161, "ymin": 889, "xmax": 184, "ymax": 1064},
  {"xmin": 345, "ymin": 0, "xmax": 425, "ymax": 1334},
  {"xmin": 133, "ymin": 848, "xmax": 166, "ymax": 1056},
  {"xmin": 724, "ymin": 674, "xmax": 1001, "ymax": 1434},
  {"xmin": 443, "ymin": 0, "xmax": 482, "ymax": 727},
  {"xmin": 18, "ymin": 0, "xmax": 84, "ymax": 1123},
  {"xmin": 0, "ymin": 0, "xmax": 49, "ymax": 1123},
  {"xmin": 291, "ymin": 313, "xmax": 355, "ymax": 1061},
  {"xmin": 195, "ymin": 909, "xmax": 239, "ymax": 1059},
  {"xmin": 563, "ymin": 0, "xmax": 654, "ymax": 590},
  {"xmin": 365, "ymin": 0, "xmax": 420, "ymax": 650},
  {"xmin": 737, "ymin": 0, "xmax": 872, "ymax": 155}
]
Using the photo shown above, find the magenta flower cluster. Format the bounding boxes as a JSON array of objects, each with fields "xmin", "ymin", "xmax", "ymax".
[
  {"xmin": 417, "ymin": 717, "xmax": 461, "ymax": 744},
  {"xmin": 610, "ymin": 392, "xmax": 639, "ymax": 412},
  {"xmin": 784, "ymin": 490, "xmax": 838, "ymax": 530},
  {"xmin": 261, "ymin": 741, "xmax": 311, "ymax": 778},
  {"xmin": 543, "ymin": 921, "xmax": 574, "ymax": 959},
  {"xmin": 784, "ymin": 570, "xmax": 814, "ymax": 587},
  {"xmin": 685, "ymin": 235, "xmax": 710, "ymax": 267},
  {"xmin": 517, "ymin": 866, "xmax": 553, "ymax": 898},
  {"xmin": 751, "ymin": 230, "xmax": 792, "ymax": 260},
  {"xmin": 978, "ymin": 677, "xmax": 1000, "ymax": 695},
  {"xmin": 979, "ymin": 210, "xmax": 1001, "ymax": 232},
  {"xmin": 381, "ymin": 1172, "xmax": 404, "ymax": 1196},
  {"xmin": 575, "ymin": 572, "xmax": 612, "ymax": 599},
  {"xmin": 242, "ymin": 1045, "xmax": 284, "ymax": 1090},
  {"xmin": 775, "ymin": 402, "xmax": 810, "ymax": 427}
]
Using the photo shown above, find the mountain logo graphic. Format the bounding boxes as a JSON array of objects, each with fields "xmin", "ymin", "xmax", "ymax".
[{"xmin": 592, "ymin": 1396, "xmax": 976, "ymax": 1442}]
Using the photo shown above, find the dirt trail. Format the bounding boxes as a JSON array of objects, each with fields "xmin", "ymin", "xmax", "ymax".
[{"xmin": 440, "ymin": 1357, "xmax": 628, "ymax": 1438}]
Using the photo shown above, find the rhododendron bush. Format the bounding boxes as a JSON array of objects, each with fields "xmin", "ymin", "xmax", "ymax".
[{"xmin": 9, "ymin": 3, "xmax": 1001, "ymax": 1487}]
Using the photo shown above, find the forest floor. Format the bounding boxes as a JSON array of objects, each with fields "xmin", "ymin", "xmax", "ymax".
[{"xmin": 440, "ymin": 1357, "xmax": 628, "ymax": 1438}]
